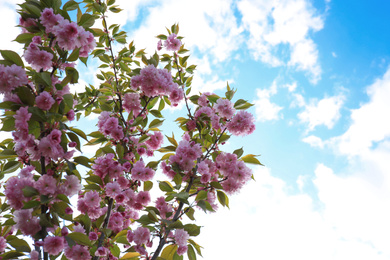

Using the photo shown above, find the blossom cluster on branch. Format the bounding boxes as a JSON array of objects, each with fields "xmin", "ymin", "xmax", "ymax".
[{"xmin": 0, "ymin": 0, "xmax": 261, "ymax": 260}]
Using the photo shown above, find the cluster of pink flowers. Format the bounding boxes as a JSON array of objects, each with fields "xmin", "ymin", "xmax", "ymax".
[
  {"xmin": 0, "ymin": 64, "xmax": 28, "ymax": 94},
  {"xmin": 14, "ymin": 209, "xmax": 41, "ymax": 236},
  {"xmin": 131, "ymin": 65, "xmax": 184, "ymax": 106},
  {"xmin": 64, "ymin": 244, "xmax": 91, "ymax": 260},
  {"xmin": 168, "ymin": 136, "xmax": 202, "ymax": 173},
  {"xmin": 158, "ymin": 33, "xmax": 182, "ymax": 52},
  {"xmin": 197, "ymin": 159, "xmax": 218, "ymax": 184},
  {"xmin": 97, "ymin": 111, "xmax": 124, "ymax": 141},
  {"xmin": 155, "ymin": 196, "xmax": 173, "ymax": 219},
  {"xmin": 4, "ymin": 167, "xmax": 35, "ymax": 209},
  {"xmin": 216, "ymin": 152, "xmax": 252, "ymax": 194},
  {"xmin": 43, "ymin": 236, "xmax": 65, "ymax": 256},
  {"xmin": 77, "ymin": 190, "xmax": 107, "ymax": 220},
  {"xmin": 24, "ymin": 36, "xmax": 53, "ymax": 71},
  {"xmin": 226, "ymin": 110, "xmax": 255, "ymax": 136},
  {"xmin": 174, "ymin": 229, "xmax": 189, "ymax": 255},
  {"xmin": 36, "ymin": 91, "xmax": 55, "ymax": 110},
  {"xmin": 0, "ymin": 236, "xmax": 6, "ymax": 253},
  {"xmin": 40, "ymin": 8, "xmax": 95, "ymax": 56},
  {"xmin": 127, "ymin": 227, "xmax": 152, "ymax": 255},
  {"xmin": 131, "ymin": 160, "xmax": 155, "ymax": 181},
  {"xmin": 92, "ymin": 153, "xmax": 124, "ymax": 182},
  {"xmin": 145, "ymin": 131, "xmax": 164, "ymax": 150},
  {"xmin": 38, "ymin": 129, "xmax": 68, "ymax": 161},
  {"xmin": 192, "ymin": 96, "xmax": 256, "ymax": 136},
  {"xmin": 123, "ymin": 92, "xmax": 141, "ymax": 115}
]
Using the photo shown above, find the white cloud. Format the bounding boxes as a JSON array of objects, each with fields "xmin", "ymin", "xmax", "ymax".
[
  {"xmin": 302, "ymin": 135, "xmax": 325, "ymax": 148},
  {"xmin": 238, "ymin": 0, "xmax": 324, "ymax": 83},
  {"xmin": 297, "ymin": 93, "xmax": 345, "ymax": 132},
  {"xmin": 331, "ymin": 68, "xmax": 390, "ymax": 156},
  {"xmin": 196, "ymin": 166, "xmax": 390, "ymax": 260},
  {"xmin": 254, "ymin": 80, "xmax": 283, "ymax": 121},
  {"xmin": 0, "ymin": 0, "xmax": 24, "ymax": 53}
]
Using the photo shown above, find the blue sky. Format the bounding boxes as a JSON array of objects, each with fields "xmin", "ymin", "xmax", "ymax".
[{"xmin": 1, "ymin": 0, "xmax": 390, "ymax": 259}]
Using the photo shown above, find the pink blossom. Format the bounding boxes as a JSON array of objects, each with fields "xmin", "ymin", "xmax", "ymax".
[
  {"xmin": 95, "ymin": 247, "xmax": 109, "ymax": 257},
  {"xmin": 61, "ymin": 227, "xmax": 69, "ymax": 236},
  {"xmin": 89, "ymin": 232, "xmax": 98, "ymax": 241},
  {"xmin": 226, "ymin": 110, "xmax": 255, "ymax": 136},
  {"xmin": 214, "ymin": 98, "xmax": 235, "ymax": 119},
  {"xmin": 136, "ymin": 191, "xmax": 151, "ymax": 206},
  {"xmin": 0, "ymin": 236, "xmax": 6, "ymax": 252},
  {"xmin": 175, "ymin": 229, "xmax": 189, "ymax": 246},
  {"xmin": 0, "ymin": 64, "xmax": 28, "ymax": 94},
  {"xmin": 145, "ymin": 131, "xmax": 164, "ymax": 150},
  {"xmin": 123, "ymin": 92, "xmax": 141, "ymax": 114},
  {"xmin": 63, "ymin": 175, "xmax": 81, "ymax": 197},
  {"xmin": 177, "ymin": 245, "xmax": 188, "ymax": 256},
  {"xmin": 169, "ymin": 86, "xmax": 184, "ymax": 106},
  {"xmin": 157, "ymin": 40, "xmax": 163, "ymax": 50},
  {"xmin": 5, "ymin": 176, "xmax": 35, "ymax": 209},
  {"xmin": 127, "ymin": 230, "xmax": 134, "ymax": 243},
  {"xmin": 43, "ymin": 236, "xmax": 64, "ymax": 256},
  {"xmin": 65, "ymin": 244, "xmax": 91, "ymax": 260},
  {"xmin": 30, "ymin": 251, "xmax": 40, "ymax": 260},
  {"xmin": 133, "ymin": 227, "xmax": 150, "ymax": 245},
  {"xmin": 66, "ymin": 109, "xmax": 75, "ymax": 121},
  {"xmin": 164, "ymin": 33, "xmax": 182, "ymax": 51},
  {"xmin": 108, "ymin": 212, "xmax": 124, "ymax": 233},
  {"xmin": 106, "ymin": 181, "xmax": 121, "ymax": 198},
  {"xmin": 24, "ymin": 42, "xmax": 53, "ymax": 71},
  {"xmin": 84, "ymin": 191, "xmax": 101, "ymax": 208},
  {"xmin": 36, "ymin": 91, "xmax": 55, "ymax": 110},
  {"xmin": 35, "ymin": 174, "xmax": 57, "ymax": 195},
  {"xmin": 14, "ymin": 209, "xmax": 41, "ymax": 236}
]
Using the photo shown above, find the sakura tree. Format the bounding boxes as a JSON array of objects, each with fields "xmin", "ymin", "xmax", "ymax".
[{"xmin": 0, "ymin": 0, "xmax": 261, "ymax": 259}]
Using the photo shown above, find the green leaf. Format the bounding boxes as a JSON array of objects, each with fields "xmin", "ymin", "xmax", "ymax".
[
  {"xmin": 150, "ymin": 109, "xmax": 163, "ymax": 118},
  {"xmin": 159, "ymin": 181, "xmax": 173, "ymax": 192},
  {"xmin": 166, "ymin": 133, "xmax": 178, "ymax": 147},
  {"xmin": 1, "ymin": 117, "xmax": 15, "ymax": 131},
  {"xmin": 68, "ymin": 48, "xmax": 80, "ymax": 62},
  {"xmin": 69, "ymin": 127, "xmax": 88, "ymax": 141},
  {"xmin": 78, "ymin": 13, "xmax": 96, "ymax": 28},
  {"xmin": 63, "ymin": 0, "xmax": 79, "ymax": 11},
  {"xmin": 233, "ymin": 147, "xmax": 243, "ymax": 158},
  {"xmin": 7, "ymin": 237, "xmax": 31, "ymax": 253},
  {"xmin": 138, "ymin": 134, "xmax": 151, "ymax": 144},
  {"xmin": 149, "ymin": 119, "xmax": 164, "ymax": 129},
  {"xmin": 63, "ymin": 67, "xmax": 79, "ymax": 85},
  {"xmin": 22, "ymin": 185, "xmax": 39, "ymax": 197},
  {"xmin": 2, "ymin": 161, "xmax": 21, "ymax": 174},
  {"xmin": 0, "ymin": 251, "xmax": 25, "ymax": 260},
  {"xmin": 184, "ymin": 224, "xmax": 201, "ymax": 236},
  {"xmin": 0, "ymin": 50, "xmax": 24, "ymax": 67},
  {"xmin": 161, "ymin": 244, "xmax": 178, "ymax": 260},
  {"xmin": 195, "ymin": 190, "xmax": 207, "ymax": 201},
  {"xmin": 234, "ymin": 99, "xmax": 254, "ymax": 110},
  {"xmin": 66, "ymin": 132, "xmax": 81, "ymax": 152},
  {"xmin": 187, "ymin": 244, "xmax": 196, "ymax": 260},
  {"xmin": 22, "ymin": 200, "xmax": 40, "ymax": 209},
  {"xmin": 144, "ymin": 181, "xmax": 153, "ymax": 191},
  {"xmin": 16, "ymin": 86, "xmax": 35, "ymax": 106},
  {"xmin": 67, "ymin": 232, "xmax": 92, "ymax": 246},
  {"xmin": 74, "ymin": 156, "xmax": 91, "ymax": 168},
  {"xmin": 14, "ymin": 33, "xmax": 34, "ymax": 44},
  {"xmin": 240, "ymin": 154, "xmax": 263, "ymax": 165},
  {"xmin": 217, "ymin": 190, "xmax": 229, "ymax": 208},
  {"xmin": 0, "ymin": 149, "xmax": 17, "ymax": 159}
]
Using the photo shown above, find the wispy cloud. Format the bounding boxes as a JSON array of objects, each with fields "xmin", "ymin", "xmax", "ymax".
[
  {"xmin": 296, "ymin": 92, "xmax": 345, "ymax": 132},
  {"xmin": 254, "ymin": 80, "xmax": 283, "ymax": 122},
  {"xmin": 238, "ymin": 0, "xmax": 324, "ymax": 83}
]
